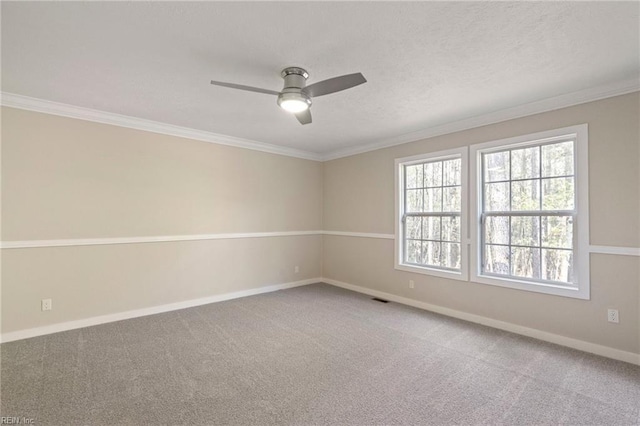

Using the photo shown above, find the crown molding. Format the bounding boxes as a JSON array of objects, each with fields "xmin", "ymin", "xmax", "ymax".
[
  {"xmin": 3, "ymin": 77, "xmax": 638, "ymax": 163},
  {"xmin": 0, "ymin": 92, "xmax": 323, "ymax": 162},
  {"xmin": 321, "ymin": 78, "xmax": 640, "ymax": 161}
]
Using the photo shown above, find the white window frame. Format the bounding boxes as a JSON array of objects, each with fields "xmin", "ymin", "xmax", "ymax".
[
  {"xmin": 470, "ymin": 124, "xmax": 589, "ymax": 300},
  {"xmin": 395, "ymin": 147, "xmax": 469, "ymax": 281}
]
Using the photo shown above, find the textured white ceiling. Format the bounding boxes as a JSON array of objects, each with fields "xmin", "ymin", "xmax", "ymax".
[{"xmin": 2, "ymin": 2, "xmax": 639, "ymax": 155}]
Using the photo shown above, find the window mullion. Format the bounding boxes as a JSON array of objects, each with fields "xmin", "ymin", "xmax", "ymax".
[
  {"xmin": 483, "ymin": 210, "xmax": 574, "ymax": 217},
  {"xmin": 538, "ymin": 145, "xmax": 543, "ymax": 210},
  {"xmin": 405, "ymin": 212, "xmax": 460, "ymax": 217},
  {"xmin": 509, "ymin": 149, "xmax": 513, "ymax": 211}
]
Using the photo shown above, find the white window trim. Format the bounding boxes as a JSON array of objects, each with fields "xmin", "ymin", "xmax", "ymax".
[
  {"xmin": 394, "ymin": 147, "xmax": 469, "ymax": 281},
  {"xmin": 469, "ymin": 124, "xmax": 590, "ymax": 300}
]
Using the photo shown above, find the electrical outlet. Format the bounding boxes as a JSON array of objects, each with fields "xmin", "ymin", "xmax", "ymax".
[
  {"xmin": 41, "ymin": 298, "xmax": 52, "ymax": 311},
  {"xmin": 607, "ymin": 309, "xmax": 619, "ymax": 323},
  {"xmin": 409, "ymin": 280, "xmax": 415, "ymax": 289},
  {"xmin": 294, "ymin": 266, "xmax": 299, "ymax": 274}
]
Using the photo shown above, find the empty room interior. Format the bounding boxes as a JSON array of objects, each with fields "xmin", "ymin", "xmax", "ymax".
[{"xmin": 1, "ymin": 2, "xmax": 640, "ymax": 425}]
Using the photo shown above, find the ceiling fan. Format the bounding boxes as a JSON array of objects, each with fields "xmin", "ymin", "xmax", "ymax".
[{"xmin": 210, "ymin": 67, "xmax": 366, "ymax": 125}]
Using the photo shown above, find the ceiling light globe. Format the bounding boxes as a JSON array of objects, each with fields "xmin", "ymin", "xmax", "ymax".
[
  {"xmin": 280, "ymin": 99, "xmax": 309, "ymax": 113},
  {"xmin": 277, "ymin": 92, "xmax": 311, "ymax": 113}
]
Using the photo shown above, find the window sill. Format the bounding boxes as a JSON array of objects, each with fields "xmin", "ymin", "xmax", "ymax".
[
  {"xmin": 472, "ymin": 274, "xmax": 589, "ymax": 300},
  {"xmin": 395, "ymin": 263, "xmax": 468, "ymax": 281}
]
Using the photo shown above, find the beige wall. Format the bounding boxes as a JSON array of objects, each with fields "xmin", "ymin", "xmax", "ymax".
[
  {"xmin": 2, "ymin": 93, "xmax": 639, "ymax": 357},
  {"xmin": 2, "ymin": 108, "xmax": 322, "ymax": 240},
  {"xmin": 1, "ymin": 107, "xmax": 323, "ymax": 333},
  {"xmin": 3, "ymin": 236, "xmax": 321, "ymax": 332},
  {"xmin": 323, "ymin": 92, "xmax": 640, "ymax": 355}
]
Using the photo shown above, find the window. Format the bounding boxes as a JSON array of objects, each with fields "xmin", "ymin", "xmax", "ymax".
[
  {"xmin": 395, "ymin": 148, "xmax": 468, "ymax": 280},
  {"xmin": 394, "ymin": 125, "xmax": 588, "ymax": 299},
  {"xmin": 470, "ymin": 125, "xmax": 589, "ymax": 299}
]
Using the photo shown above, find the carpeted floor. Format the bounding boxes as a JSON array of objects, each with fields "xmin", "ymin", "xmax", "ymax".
[{"xmin": 1, "ymin": 283, "xmax": 639, "ymax": 425}]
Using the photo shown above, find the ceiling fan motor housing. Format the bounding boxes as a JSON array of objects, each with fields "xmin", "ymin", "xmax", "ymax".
[
  {"xmin": 281, "ymin": 67, "xmax": 309, "ymax": 89},
  {"xmin": 277, "ymin": 67, "xmax": 312, "ymax": 110}
]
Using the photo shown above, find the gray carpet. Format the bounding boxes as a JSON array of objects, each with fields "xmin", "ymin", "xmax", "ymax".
[{"xmin": 1, "ymin": 283, "xmax": 639, "ymax": 425}]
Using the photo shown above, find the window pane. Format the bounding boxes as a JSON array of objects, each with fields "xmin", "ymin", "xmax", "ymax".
[
  {"xmin": 422, "ymin": 241, "xmax": 441, "ymax": 266},
  {"xmin": 511, "ymin": 247, "xmax": 541, "ymax": 279},
  {"xmin": 484, "ymin": 244, "xmax": 509, "ymax": 275},
  {"xmin": 485, "ymin": 182, "xmax": 510, "ymax": 211},
  {"xmin": 424, "ymin": 161, "xmax": 442, "ymax": 187},
  {"xmin": 424, "ymin": 188, "xmax": 443, "ymax": 212},
  {"xmin": 542, "ymin": 141, "xmax": 574, "ymax": 178},
  {"xmin": 542, "ymin": 249, "xmax": 573, "ymax": 283},
  {"xmin": 485, "ymin": 216, "xmax": 509, "ymax": 245},
  {"xmin": 511, "ymin": 216, "xmax": 540, "ymax": 247},
  {"xmin": 442, "ymin": 243, "xmax": 461, "ymax": 269},
  {"xmin": 406, "ymin": 189, "xmax": 423, "ymax": 212},
  {"xmin": 542, "ymin": 216, "xmax": 573, "ymax": 249},
  {"xmin": 405, "ymin": 164, "xmax": 424, "ymax": 189},
  {"xmin": 443, "ymin": 159, "xmax": 461, "ymax": 186},
  {"xmin": 484, "ymin": 151, "xmax": 509, "ymax": 182},
  {"xmin": 442, "ymin": 216, "xmax": 460, "ymax": 242},
  {"xmin": 422, "ymin": 216, "xmax": 441, "ymax": 241},
  {"xmin": 405, "ymin": 216, "xmax": 422, "ymax": 240},
  {"xmin": 442, "ymin": 187, "xmax": 461, "ymax": 212},
  {"xmin": 512, "ymin": 179, "xmax": 540, "ymax": 211},
  {"xmin": 400, "ymin": 153, "xmax": 464, "ymax": 274},
  {"xmin": 476, "ymin": 135, "xmax": 581, "ymax": 290},
  {"xmin": 406, "ymin": 240, "xmax": 421, "ymax": 264},
  {"xmin": 542, "ymin": 177, "xmax": 574, "ymax": 210},
  {"xmin": 512, "ymin": 146, "xmax": 540, "ymax": 180}
]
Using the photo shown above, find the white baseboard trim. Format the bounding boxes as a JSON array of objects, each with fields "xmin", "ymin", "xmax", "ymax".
[
  {"xmin": 4, "ymin": 275, "xmax": 638, "ymax": 366},
  {"xmin": 323, "ymin": 278, "xmax": 640, "ymax": 366},
  {"xmin": 0, "ymin": 278, "xmax": 321, "ymax": 343}
]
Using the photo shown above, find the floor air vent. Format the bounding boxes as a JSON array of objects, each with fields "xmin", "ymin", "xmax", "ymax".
[{"xmin": 372, "ymin": 298, "xmax": 389, "ymax": 303}]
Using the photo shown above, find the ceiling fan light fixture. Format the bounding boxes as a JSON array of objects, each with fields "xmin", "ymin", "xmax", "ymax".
[
  {"xmin": 279, "ymin": 99, "xmax": 309, "ymax": 113},
  {"xmin": 277, "ymin": 91, "xmax": 311, "ymax": 113},
  {"xmin": 210, "ymin": 67, "xmax": 366, "ymax": 125}
]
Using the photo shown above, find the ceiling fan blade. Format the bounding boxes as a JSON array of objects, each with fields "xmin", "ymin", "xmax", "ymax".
[
  {"xmin": 295, "ymin": 109, "xmax": 312, "ymax": 125},
  {"xmin": 210, "ymin": 80, "xmax": 280, "ymax": 96},
  {"xmin": 303, "ymin": 73, "xmax": 366, "ymax": 98}
]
